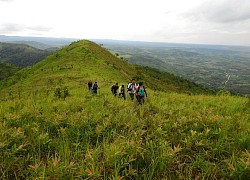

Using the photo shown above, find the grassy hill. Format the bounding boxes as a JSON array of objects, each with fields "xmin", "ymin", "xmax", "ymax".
[
  {"xmin": 0, "ymin": 40, "xmax": 213, "ymax": 95},
  {"xmin": 0, "ymin": 40, "xmax": 249, "ymax": 179},
  {"xmin": 0, "ymin": 42, "xmax": 52, "ymax": 67},
  {"xmin": 0, "ymin": 61, "xmax": 21, "ymax": 81}
]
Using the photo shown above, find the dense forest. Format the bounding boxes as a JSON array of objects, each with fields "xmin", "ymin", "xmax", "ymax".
[
  {"xmin": 0, "ymin": 42, "xmax": 52, "ymax": 67},
  {"xmin": 0, "ymin": 61, "xmax": 20, "ymax": 80}
]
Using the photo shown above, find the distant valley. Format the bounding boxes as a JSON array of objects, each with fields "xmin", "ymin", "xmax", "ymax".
[{"xmin": 95, "ymin": 40, "xmax": 250, "ymax": 97}]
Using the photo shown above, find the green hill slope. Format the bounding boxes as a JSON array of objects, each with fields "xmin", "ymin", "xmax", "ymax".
[
  {"xmin": 0, "ymin": 40, "xmax": 213, "ymax": 95},
  {"xmin": 0, "ymin": 42, "xmax": 52, "ymax": 67},
  {"xmin": 0, "ymin": 40, "xmax": 249, "ymax": 179},
  {"xmin": 0, "ymin": 61, "xmax": 21, "ymax": 80}
]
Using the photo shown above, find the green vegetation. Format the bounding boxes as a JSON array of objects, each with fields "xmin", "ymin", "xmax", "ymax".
[
  {"xmin": 0, "ymin": 42, "xmax": 52, "ymax": 67},
  {"xmin": 0, "ymin": 40, "xmax": 212, "ymax": 95},
  {"xmin": 0, "ymin": 61, "xmax": 21, "ymax": 81},
  {"xmin": 99, "ymin": 41, "xmax": 250, "ymax": 97},
  {"xmin": 0, "ymin": 40, "xmax": 249, "ymax": 179}
]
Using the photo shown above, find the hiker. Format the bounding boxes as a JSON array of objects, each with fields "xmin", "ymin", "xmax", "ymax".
[
  {"xmin": 87, "ymin": 80, "xmax": 92, "ymax": 90},
  {"xmin": 92, "ymin": 82, "xmax": 98, "ymax": 94},
  {"xmin": 137, "ymin": 82, "xmax": 147, "ymax": 105},
  {"xmin": 111, "ymin": 83, "xmax": 119, "ymax": 96},
  {"xmin": 119, "ymin": 84, "xmax": 126, "ymax": 100},
  {"xmin": 127, "ymin": 79, "xmax": 137, "ymax": 101}
]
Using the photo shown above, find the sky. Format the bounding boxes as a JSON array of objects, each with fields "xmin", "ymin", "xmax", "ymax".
[{"xmin": 0, "ymin": 0, "xmax": 250, "ymax": 46}]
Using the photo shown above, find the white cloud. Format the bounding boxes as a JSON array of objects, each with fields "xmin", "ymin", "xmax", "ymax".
[
  {"xmin": 154, "ymin": 0, "xmax": 250, "ymax": 45},
  {"xmin": 0, "ymin": 23, "xmax": 26, "ymax": 34},
  {"xmin": 186, "ymin": 0, "xmax": 250, "ymax": 23},
  {"xmin": 0, "ymin": 23, "xmax": 52, "ymax": 36},
  {"xmin": 0, "ymin": 0, "xmax": 250, "ymax": 45},
  {"xmin": 0, "ymin": 0, "xmax": 14, "ymax": 2}
]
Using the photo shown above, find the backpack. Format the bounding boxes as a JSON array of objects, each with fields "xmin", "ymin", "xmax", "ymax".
[
  {"xmin": 92, "ymin": 84, "xmax": 98, "ymax": 91},
  {"xmin": 127, "ymin": 83, "xmax": 132, "ymax": 91},
  {"xmin": 138, "ymin": 86, "xmax": 145, "ymax": 96},
  {"xmin": 128, "ymin": 83, "xmax": 136, "ymax": 92}
]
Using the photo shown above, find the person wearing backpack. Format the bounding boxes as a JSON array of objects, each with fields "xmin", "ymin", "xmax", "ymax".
[
  {"xmin": 87, "ymin": 80, "xmax": 92, "ymax": 90},
  {"xmin": 137, "ymin": 82, "xmax": 147, "ymax": 105},
  {"xmin": 127, "ymin": 79, "xmax": 137, "ymax": 101},
  {"xmin": 119, "ymin": 84, "xmax": 126, "ymax": 100},
  {"xmin": 111, "ymin": 83, "xmax": 119, "ymax": 96},
  {"xmin": 92, "ymin": 82, "xmax": 98, "ymax": 94}
]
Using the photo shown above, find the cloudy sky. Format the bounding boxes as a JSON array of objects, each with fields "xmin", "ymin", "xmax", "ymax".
[{"xmin": 0, "ymin": 0, "xmax": 250, "ymax": 45}]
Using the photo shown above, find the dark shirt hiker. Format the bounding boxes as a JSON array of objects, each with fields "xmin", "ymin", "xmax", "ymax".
[
  {"xmin": 88, "ymin": 80, "xmax": 93, "ymax": 90},
  {"xmin": 111, "ymin": 83, "xmax": 119, "ymax": 96},
  {"xmin": 92, "ymin": 82, "xmax": 98, "ymax": 94},
  {"xmin": 137, "ymin": 82, "xmax": 147, "ymax": 105}
]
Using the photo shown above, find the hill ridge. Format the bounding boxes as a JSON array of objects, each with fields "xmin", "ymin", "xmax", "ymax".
[{"xmin": 0, "ymin": 40, "xmax": 214, "ymax": 95}]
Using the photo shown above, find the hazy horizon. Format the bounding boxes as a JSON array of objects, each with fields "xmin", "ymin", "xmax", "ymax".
[{"xmin": 2, "ymin": 34, "xmax": 250, "ymax": 48}]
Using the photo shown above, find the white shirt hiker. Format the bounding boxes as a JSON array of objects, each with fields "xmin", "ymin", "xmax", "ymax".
[{"xmin": 127, "ymin": 83, "xmax": 137, "ymax": 94}]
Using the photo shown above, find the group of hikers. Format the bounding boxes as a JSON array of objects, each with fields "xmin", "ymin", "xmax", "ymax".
[{"xmin": 87, "ymin": 79, "xmax": 147, "ymax": 105}]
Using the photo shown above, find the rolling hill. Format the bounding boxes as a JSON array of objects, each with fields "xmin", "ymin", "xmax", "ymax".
[
  {"xmin": 0, "ymin": 40, "xmax": 249, "ymax": 179},
  {"xmin": 0, "ymin": 40, "xmax": 213, "ymax": 95},
  {"xmin": 0, "ymin": 42, "xmax": 53, "ymax": 67},
  {"xmin": 5, "ymin": 40, "xmax": 52, "ymax": 50}
]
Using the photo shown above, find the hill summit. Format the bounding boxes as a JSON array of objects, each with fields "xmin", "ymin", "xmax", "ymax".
[{"xmin": 0, "ymin": 40, "xmax": 213, "ymax": 95}]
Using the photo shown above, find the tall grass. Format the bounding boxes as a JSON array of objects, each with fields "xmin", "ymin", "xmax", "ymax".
[{"xmin": 0, "ymin": 84, "xmax": 249, "ymax": 179}]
